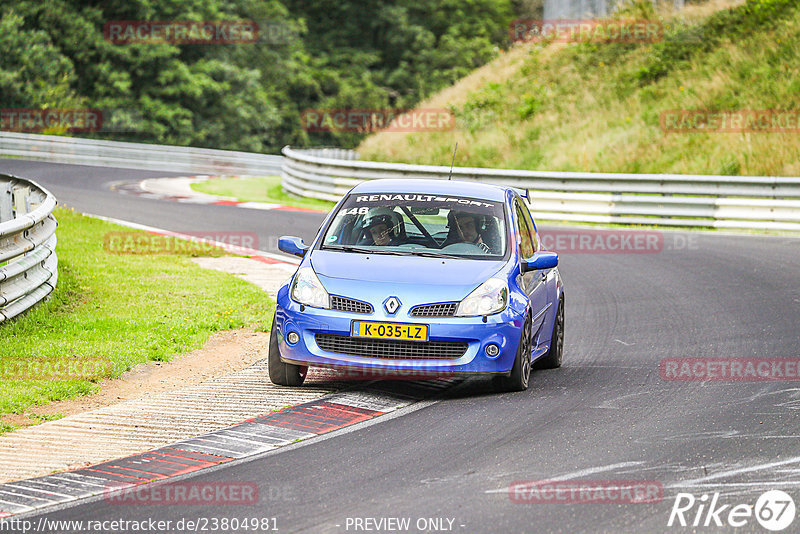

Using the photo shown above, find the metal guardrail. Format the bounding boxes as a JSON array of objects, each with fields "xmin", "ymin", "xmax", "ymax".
[
  {"xmin": 0, "ymin": 132, "xmax": 283, "ymax": 175},
  {"xmin": 281, "ymin": 146, "xmax": 800, "ymax": 231},
  {"xmin": 0, "ymin": 175, "xmax": 58, "ymax": 322}
]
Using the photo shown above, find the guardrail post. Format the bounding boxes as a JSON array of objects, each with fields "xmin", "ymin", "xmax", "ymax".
[
  {"xmin": 13, "ymin": 186, "xmax": 31, "ymax": 217},
  {"xmin": 0, "ymin": 182, "xmax": 12, "ymax": 223}
]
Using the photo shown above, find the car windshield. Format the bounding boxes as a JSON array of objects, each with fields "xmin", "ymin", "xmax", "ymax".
[{"xmin": 321, "ymin": 192, "xmax": 507, "ymax": 259}]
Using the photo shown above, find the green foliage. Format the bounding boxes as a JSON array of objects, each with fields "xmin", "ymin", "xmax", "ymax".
[
  {"xmin": 634, "ymin": 0, "xmax": 796, "ymax": 85},
  {"xmin": 516, "ymin": 92, "xmax": 542, "ymax": 120},
  {"xmin": 0, "ymin": 10, "xmax": 82, "ymax": 108},
  {"xmin": 457, "ymin": 82, "xmax": 507, "ymax": 133},
  {"xmin": 0, "ymin": 0, "xmax": 514, "ymax": 151},
  {"xmin": 718, "ymin": 156, "xmax": 742, "ymax": 176}
]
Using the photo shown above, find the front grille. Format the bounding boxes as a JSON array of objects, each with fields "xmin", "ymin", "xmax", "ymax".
[
  {"xmin": 409, "ymin": 302, "xmax": 458, "ymax": 317},
  {"xmin": 330, "ymin": 295, "xmax": 373, "ymax": 314},
  {"xmin": 316, "ymin": 334, "xmax": 467, "ymax": 360}
]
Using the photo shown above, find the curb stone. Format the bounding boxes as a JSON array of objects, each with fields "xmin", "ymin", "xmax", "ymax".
[
  {"xmin": 0, "ymin": 378, "xmax": 459, "ymax": 517},
  {"xmin": 114, "ymin": 176, "xmax": 327, "ymax": 213}
]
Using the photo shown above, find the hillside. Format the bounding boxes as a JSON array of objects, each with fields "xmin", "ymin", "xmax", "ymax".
[{"xmin": 358, "ymin": 0, "xmax": 800, "ymax": 177}]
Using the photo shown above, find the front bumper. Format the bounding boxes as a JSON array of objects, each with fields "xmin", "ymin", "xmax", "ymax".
[{"xmin": 275, "ymin": 286, "xmax": 526, "ymax": 376}]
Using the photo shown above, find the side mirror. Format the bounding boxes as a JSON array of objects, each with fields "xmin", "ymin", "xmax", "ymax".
[
  {"xmin": 521, "ymin": 251, "xmax": 558, "ymax": 272},
  {"xmin": 278, "ymin": 236, "xmax": 309, "ymax": 258}
]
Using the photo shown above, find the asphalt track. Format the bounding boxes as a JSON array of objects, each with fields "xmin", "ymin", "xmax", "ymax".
[
  {"xmin": 3, "ymin": 159, "xmax": 800, "ymax": 533},
  {"xmin": 0, "ymin": 160, "xmax": 324, "ymax": 254}
]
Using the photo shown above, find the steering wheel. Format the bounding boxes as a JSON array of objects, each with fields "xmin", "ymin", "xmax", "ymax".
[{"xmin": 441, "ymin": 242, "xmax": 490, "ymax": 254}]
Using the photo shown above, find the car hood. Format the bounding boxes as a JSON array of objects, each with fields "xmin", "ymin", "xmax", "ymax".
[
  {"xmin": 311, "ymin": 250, "xmax": 504, "ymax": 285},
  {"xmin": 310, "ymin": 250, "xmax": 505, "ymax": 303}
]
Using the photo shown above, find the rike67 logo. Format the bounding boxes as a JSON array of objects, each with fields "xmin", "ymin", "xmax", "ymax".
[{"xmin": 668, "ymin": 490, "xmax": 795, "ymax": 531}]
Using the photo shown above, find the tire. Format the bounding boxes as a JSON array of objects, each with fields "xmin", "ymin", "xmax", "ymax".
[
  {"xmin": 535, "ymin": 295, "xmax": 564, "ymax": 370},
  {"xmin": 495, "ymin": 314, "xmax": 532, "ymax": 392},
  {"xmin": 268, "ymin": 316, "xmax": 307, "ymax": 386}
]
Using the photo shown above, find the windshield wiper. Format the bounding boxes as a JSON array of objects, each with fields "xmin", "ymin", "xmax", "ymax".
[
  {"xmin": 325, "ymin": 245, "xmax": 406, "ymax": 256},
  {"xmin": 325, "ymin": 246, "xmax": 459, "ymax": 258},
  {"xmin": 406, "ymin": 251, "xmax": 462, "ymax": 259}
]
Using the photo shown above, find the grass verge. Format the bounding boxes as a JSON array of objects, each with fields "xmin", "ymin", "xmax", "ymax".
[
  {"xmin": 192, "ymin": 175, "xmax": 335, "ymax": 211},
  {"xmin": 0, "ymin": 207, "xmax": 273, "ymax": 432}
]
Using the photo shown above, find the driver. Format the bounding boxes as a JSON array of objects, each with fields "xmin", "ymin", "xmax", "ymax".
[
  {"xmin": 452, "ymin": 211, "xmax": 490, "ymax": 252},
  {"xmin": 365, "ymin": 214, "xmax": 402, "ymax": 246}
]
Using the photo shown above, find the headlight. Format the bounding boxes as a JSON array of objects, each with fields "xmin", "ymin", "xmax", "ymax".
[
  {"xmin": 291, "ymin": 267, "xmax": 330, "ymax": 309},
  {"xmin": 455, "ymin": 278, "xmax": 508, "ymax": 316}
]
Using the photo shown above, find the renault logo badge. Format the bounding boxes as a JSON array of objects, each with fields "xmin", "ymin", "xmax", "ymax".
[{"xmin": 384, "ymin": 296, "xmax": 401, "ymax": 315}]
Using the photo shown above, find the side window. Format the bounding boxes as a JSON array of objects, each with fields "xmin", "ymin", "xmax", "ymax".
[
  {"xmin": 514, "ymin": 201, "xmax": 535, "ymax": 258},
  {"xmin": 519, "ymin": 200, "xmax": 539, "ymax": 252}
]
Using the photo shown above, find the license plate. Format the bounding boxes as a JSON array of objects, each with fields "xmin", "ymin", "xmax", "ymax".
[{"xmin": 351, "ymin": 321, "xmax": 428, "ymax": 342}]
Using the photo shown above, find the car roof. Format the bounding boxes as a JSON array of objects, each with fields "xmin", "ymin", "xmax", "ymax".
[{"xmin": 349, "ymin": 179, "xmax": 512, "ymax": 202}]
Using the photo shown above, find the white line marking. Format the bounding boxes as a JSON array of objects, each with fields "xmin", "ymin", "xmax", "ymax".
[
  {"xmin": 595, "ymin": 391, "xmax": 651, "ymax": 410},
  {"xmin": 238, "ymin": 202, "xmax": 283, "ymax": 210},
  {"xmin": 668, "ymin": 456, "xmax": 800, "ymax": 488},
  {"xmin": 483, "ymin": 461, "xmax": 643, "ymax": 494},
  {"xmin": 3, "ymin": 484, "xmax": 74, "ymax": 501},
  {"xmin": 673, "ymin": 481, "xmax": 800, "ymax": 488},
  {"xmin": 81, "ymin": 213, "xmax": 301, "ymax": 265}
]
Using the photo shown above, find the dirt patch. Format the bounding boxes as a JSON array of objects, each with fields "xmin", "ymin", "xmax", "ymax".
[{"xmin": 2, "ymin": 329, "xmax": 269, "ymax": 430}]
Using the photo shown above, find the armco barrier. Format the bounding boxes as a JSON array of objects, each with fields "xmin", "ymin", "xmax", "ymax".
[
  {"xmin": 0, "ymin": 132, "xmax": 282, "ymax": 175},
  {"xmin": 281, "ymin": 146, "xmax": 800, "ymax": 231},
  {"xmin": 2, "ymin": 134, "xmax": 797, "ymax": 231},
  {"xmin": 0, "ymin": 175, "xmax": 58, "ymax": 322}
]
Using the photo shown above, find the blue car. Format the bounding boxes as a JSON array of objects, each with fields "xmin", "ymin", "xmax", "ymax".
[{"xmin": 270, "ymin": 179, "xmax": 564, "ymax": 391}]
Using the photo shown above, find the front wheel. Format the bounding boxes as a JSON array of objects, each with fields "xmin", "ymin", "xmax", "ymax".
[
  {"xmin": 535, "ymin": 295, "xmax": 564, "ymax": 370},
  {"xmin": 494, "ymin": 314, "xmax": 532, "ymax": 392},
  {"xmin": 268, "ymin": 316, "xmax": 307, "ymax": 386}
]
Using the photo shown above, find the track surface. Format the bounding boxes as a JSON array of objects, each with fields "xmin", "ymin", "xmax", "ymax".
[
  {"xmin": 3, "ymin": 159, "xmax": 800, "ymax": 533},
  {"xmin": 0, "ymin": 160, "xmax": 323, "ymax": 254}
]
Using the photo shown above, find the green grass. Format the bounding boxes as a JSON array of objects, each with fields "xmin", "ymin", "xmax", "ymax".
[
  {"xmin": 0, "ymin": 207, "xmax": 273, "ymax": 421},
  {"xmin": 28, "ymin": 413, "xmax": 63, "ymax": 422},
  {"xmin": 359, "ymin": 0, "xmax": 800, "ymax": 177},
  {"xmin": 192, "ymin": 175, "xmax": 335, "ymax": 211}
]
